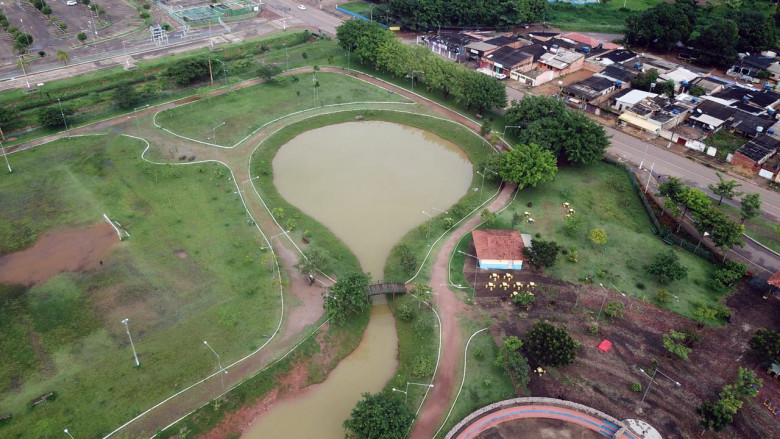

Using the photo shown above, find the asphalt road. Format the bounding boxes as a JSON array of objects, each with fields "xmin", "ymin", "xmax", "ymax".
[{"xmin": 262, "ymin": 0, "xmax": 342, "ymax": 35}]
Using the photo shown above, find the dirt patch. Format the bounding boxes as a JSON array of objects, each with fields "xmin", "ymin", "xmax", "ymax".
[
  {"xmin": 478, "ymin": 277, "xmax": 780, "ymax": 439},
  {"xmin": 174, "ymin": 249, "xmax": 189, "ymax": 259},
  {"xmin": 0, "ymin": 223, "xmax": 118, "ymax": 286}
]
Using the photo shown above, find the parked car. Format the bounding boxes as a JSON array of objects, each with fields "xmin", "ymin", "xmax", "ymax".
[
  {"xmin": 66, "ymin": 0, "xmax": 77, "ymax": 5},
  {"xmin": 297, "ymin": 4, "xmax": 306, "ymax": 10}
]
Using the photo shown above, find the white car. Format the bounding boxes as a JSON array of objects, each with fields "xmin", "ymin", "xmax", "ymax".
[
  {"xmin": 66, "ymin": 0, "xmax": 77, "ymax": 5},
  {"xmin": 297, "ymin": 5, "xmax": 306, "ymax": 10}
]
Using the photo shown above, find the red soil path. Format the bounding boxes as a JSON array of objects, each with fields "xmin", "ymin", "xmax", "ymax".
[{"xmin": 411, "ymin": 183, "xmax": 517, "ymax": 439}]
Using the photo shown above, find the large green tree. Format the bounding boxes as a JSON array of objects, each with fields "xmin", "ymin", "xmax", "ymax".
[
  {"xmin": 522, "ymin": 321, "xmax": 578, "ymax": 367},
  {"xmin": 37, "ymin": 106, "xmax": 75, "ymax": 129},
  {"xmin": 708, "ymin": 172, "xmax": 742, "ymax": 205},
  {"xmin": 387, "ymin": 0, "xmax": 547, "ymax": 30},
  {"xmin": 494, "ymin": 336, "xmax": 530, "ymax": 387},
  {"xmin": 645, "ymin": 249, "xmax": 688, "ymax": 284},
  {"xmin": 497, "ymin": 143, "xmax": 557, "ymax": 189},
  {"xmin": 522, "ymin": 238, "xmax": 561, "ymax": 269},
  {"xmin": 460, "ymin": 70, "xmax": 507, "ymax": 114},
  {"xmin": 505, "ymin": 97, "xmax": 608, "ymax": 165},
  {"xmin": 344, "ymin": 392, "xmax": 415, "ymax": 439},
  {"xmin": 692, "ymin": 18, "xmax": 739, "ymax": 66},
  {"xmin": 727, "ymin": 9, "xmax": 777, "ymax": 53},
  {"xmin": 624, "ymin": 2, "xmax": 694, "ymax": 51},
  {"xmin": 740, "ymin": 193, "xmax": 762, "ymax": 224},
  {"xmin": 324, "ymin": 271, "xmax": 371, "ymax": 325},
  {"xmin": 112, "ymin": 84, "xmax": 142, "ymax": 110},
  {"xmin": 749, "ymin": 329, "xmax": 780, "ymax": 364}
]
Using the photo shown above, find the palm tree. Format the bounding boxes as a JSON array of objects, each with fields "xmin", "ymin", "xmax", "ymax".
[{"xmin": 56, "ymin": 49, "xmax": 69, "ymax": 65}]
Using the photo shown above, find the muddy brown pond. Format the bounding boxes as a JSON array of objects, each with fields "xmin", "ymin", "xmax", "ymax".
[{"xmin": 243, "ymin": 122, "xmax": 473, "ymax": 438}]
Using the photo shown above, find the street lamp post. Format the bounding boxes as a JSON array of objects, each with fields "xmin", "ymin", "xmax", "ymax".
[
  {"xmin": 57, "ymin": 98, "xmax": 69, "ymax": 131},
  {"xmin": 203, "ymin": 340, "xmax": 228, "ymax": 389},
  {"xmin": 476, "ymin": 165, "xmax": 498, "ymax": 202},
  {"xmin": 637, "ymin": 366, "xmax": 681, "ymax": 413},
  {"xmin": 64, "ymin": 428, "xmax": 75, "ymax": 439},
  {"xmin": 283, "ymin": 43, "xmax": 289, "ymax": 70},
  {"xmin": 644, "ymin": 163, "xmax": 654, "ymax": 194},
  {"xmin": 18, "ymin": 55, "xmax": 30, "ymax": 89},
  {"xmin": 122, "ymin": 39, "xmax": 130, "ymax": 67},
  {"xmin": 391, "ymin": 382, "xmax": 434, "ymax": 403},
  {"xmin": 133, "ymin": 104, "xmax": 149, "ymax": 138},
  {"xmin": 211, "ymin": 121, "xmax": 226, "ymax": 144},
  {"xmin": 0, "ymin": 139, "xmax": 11, "ymax": 173},
  {"xmin": 121, "ymin": 318, "xmax": 140, "ymax": 367},
  {"xmin": 597, "ymin": 283, "xmax": 610, "ymax": 323},
  {"xmin": 458, "ymin": 250, "xmax": 480, "ymax": 300}
]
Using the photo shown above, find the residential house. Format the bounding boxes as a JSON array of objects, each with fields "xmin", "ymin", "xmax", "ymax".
[
  {"xmin": 464, "ymin": 41, "xmax": 498, "ymax": 60},
  {"xmin": 419, "ymin": 33, "xmax": 475, "ymax": 62},
  {"xmin": 732, "ymin": 134, "xmax": 780, "ymax": 175},
  {"xmin": 538, "ymin": 49, "xmax": 584, "ymax": 77},
  {"xmin": 472, "ymin": 229, "xmax": 525, "ymax": 270},
  {"xmin": 689, "ymin": 99, "xmax": 736, "ymax": 131},
  {"xmin": 660, "ymin": 67, "xmax": 701, "ymax": 92},
  {"xmin": 479, "ymin": 46, "xmax": 533, "ymax": 79},
  {"xmin": 562, "ymin": 76, "xmax": 616, "ymax": 103},
  {"xmin": 612, "ymin": 89, "xmax": 658, "ymax": 112},
  {"xmin": 688, "ymin": 76, "xmax": 730, "ymax": 95},
  {"xmin": 595, "ymin": 65, "xmax": 637, "ymax": 88},
  {"xmin": 728, "ymin": 112, "xmax": 776, "ymax": 138},
  {"xmin": 559, "ymin": 32, "xmax": 620, "ymax": 50},
  {"xmin": 710, "ymin": 87, "xmax": 780, "ymax": 112},
  {"xmin": 619, "ymin": 94, "xmax": 695, "ymax": 133},
  {"xmin": 589, "ymin": 49, "xmax": 637, "ymax": 67},
  {"xmin": 728, "ymin": 54, "xmax": 779, "ymax": 81}
]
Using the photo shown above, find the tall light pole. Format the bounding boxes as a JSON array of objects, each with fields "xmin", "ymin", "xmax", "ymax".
[
  {"xmin": 476, "ymin": 165, "xmax": 497, "ymax": 202},
  {"xmin": 121, "ymin": 318, "xmax": 140, "ymax": 367},
  {"xmin": 391, "ymin": 382, "xmax": 434, "ymax": 403},
  {"xmin": 133, "ymin": 104, "xmax": 149, "ymax": 138},
  {"xmin": 637, "ymin": 366, "xmax": 681, "ymax": 413},
  {"xmin": 122, "ymin": 39, "xmax": 130, "ymax": 68},
  {"xmin": 1, "ymin": 139, "xmax": 12, "ymax": 173},
  {"xmin": 211, "ymin": 121, "xmax": 225, "ymax": 144},
  {"xmin": 57, "ymin": 98, "xmax": 68, "ymax": 131},
  {"xmin": 18, "ymin": 55, "xmax": 30, "ymax": 89},
  {"xmin": 409, "ymin": 70, "xmax": 424, "ymax": 92},
  {"xmin": 283, "ymin": 43, "xmax": 289, "ymax": 70},
  {"xmin": 64, "ymin": 428, "xmax": 75, "ymax": 439},
  {"xmin": 597, "ymin": 283, "xmax": 610, "ymax": 323},
  {"xmin": 458, "ymin": 250, "xmax": 480, "ymax": 300},
  {"xmin": 644, "ymin": 163, "xmax": 654, "ymax": 194},
  {"xmin": 260, "ymin": 229, "xmax": 291, "ymax": 250},
  {"xmin": 203, "ymin": 340, "xmax": 228, "ymax": 389}
]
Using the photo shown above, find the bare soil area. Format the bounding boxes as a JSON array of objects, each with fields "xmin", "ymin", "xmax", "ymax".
[
  {"xmin": 476, "ymin": 418, "xmax": 601, "ymax": 439},
  {"xmin": 475, "ymin": 269, "xmax": 780, "ymax": 439},
  {"xmin": 0, "ymin": 222, "xmax": 118, "ymax": 286}
]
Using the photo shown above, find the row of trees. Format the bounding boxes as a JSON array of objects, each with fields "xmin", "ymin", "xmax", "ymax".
[
  {"xmin": 336, "ymin": 20, "xmax": 507, "ymax": 114},
  {"xmin": 699, "ymin": 367, "xmax": 763, "ymax": 432},
  {"xmin": 377, "ymin": 0, "xmax": 548, "ymax": 30},
  {"xmin": 1, "ymin": 9, "xmax": 34, "ymax": 53},
  {"xmin": 624, "ymin": 0, "xmax": 777, "ymax": 66},
  {"xmin": 658, "ymin": 176, "xmax": 756, "ymax": 252}
]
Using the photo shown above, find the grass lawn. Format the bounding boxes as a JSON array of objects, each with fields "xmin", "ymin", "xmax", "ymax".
[
  {"xmin": 386, "ymin": 294, "xmax": 440, "ymax": 414},
  {"xmin": 489, "ymin": 162, "xmax": 721, "ymax": 320},
  {"xmin": 340, "ymin": 1, "xmax": 373, "ymax": 16},
  {"xmin": 158, "ymin": 71, "xmax": 410, "ymax": 146},
  {"xmin": 434, "ymin": 318, "xmax": 515, "ymax": 439},
  {"xmin": 0, "ymin": 135, "xmax": 281, "ymax": 437},
  {"xmin": 707, "ymin": 130, "xmax": 747, "ymax": 161}
]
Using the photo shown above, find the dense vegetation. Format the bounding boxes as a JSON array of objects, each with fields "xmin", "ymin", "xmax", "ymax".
[
  {"xmin": 362, "ymin": 0, "xmax": 547, "ymax": 30},
  {"xmin": 624, "ymin": 0, "xmax": 778, "ymax": 66}
]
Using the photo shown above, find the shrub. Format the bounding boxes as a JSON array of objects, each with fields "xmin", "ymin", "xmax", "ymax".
[
  {"xmin": 631, "ymin": 382, "xmax": 642, "ymax": 393},
  {"xmin": 656, "ymin": 289, "xmax": 671, "ymax": 303},
  {"xmin": 604, "ymin": 302, "xmax": 624, "ymax": 322},
  {"xmin": 511, "ymin": 290, "xmax": 535, "ymax": 307},
  {"xmin": 522, "ymin": 238, "xmax": 561, "ymax": 268},
  {"xmin": 567, "ymin": 249, "xmax": 578, "ymax": 263},
  {"xmin": 473, "ymin": 348, "xmax": 485, "ymax": 361},
  {"xmin": 412, "ymin": 355, "xmax": 433, "ymax": 377},
  {"xmin": 77, "ymin": 32, "xmax": 87, "ymax": 43},
  {"xmin": 140, "ymin": 11, "xmax": 151, "ymax": 19},
  {"xmin": 396, "ymin": 305, "xmax": 414, "ymax": 322},
  {"xmin": 645, "ymin": 249, "xmax": 688, "ymax": 284},
  {"xmin": 588, "ymin": 324, "xmax": 599, "ymax": 335},
  {"xmin": 413, "ymin": 319, "xmax": 429, "ymax": 340},
  {"xmin": 442, "ymin": 217, "xmax": 454, "ymax": 229},
  {"xmin": 523, "ymin": 321, "xmax": 578, "ymax": 367},
  {"xmin": 663, "ymin": 329, "xmax": 692, "ymax": 360}
]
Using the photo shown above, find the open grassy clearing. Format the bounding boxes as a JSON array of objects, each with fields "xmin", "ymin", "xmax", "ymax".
[
  {"xmin": 157, "ymin": 71, "xmax": 410, "ymax": 146},
  {"xmin": 340, "ymin": 1, "xmax": 373, "ymax": 16},
  {"xmin": 434, "ymin": 317, "xmax": 515, "ymax": 439},
  {"xmin": 708, "ymin": 130, "xmax": 746, "ymax": 161},
  {"xmin": 0, "ymin": 135, "xmax": 281, "ymax": 437},
  {"xmin": 489, "ymin": 162, "xmax": 721, "ymax": 320},
  {"xmin": 548, "ymin": 4, "xmax": 630, "ymax": 34}
]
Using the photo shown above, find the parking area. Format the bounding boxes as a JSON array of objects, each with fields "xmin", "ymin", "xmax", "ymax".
[
  {"xmin": 0, "ymin": 0, "xmax": 57, "ymax": 60},
  {"xmin": 48, "ymin": 0, "xmax": 139, "ymax": 40}
]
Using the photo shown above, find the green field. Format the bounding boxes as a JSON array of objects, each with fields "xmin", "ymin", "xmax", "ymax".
[
  {"xmin": 158, "ymin": 72, "xmax": 410, "ymax": 146},
  {"xmin": 0, "ymin": 135, "xmax": 282, "ymax": 437},
  {"xmin": 487, "ymin": 162, "xmax": 721, "ymax": 319},
  {"xmin": 548, "ymin": 0, "xmax": 662, "ymax": 33},
  {"xmin": 340, "ymin": 1, "xmax": 373, "ymax": 16}
]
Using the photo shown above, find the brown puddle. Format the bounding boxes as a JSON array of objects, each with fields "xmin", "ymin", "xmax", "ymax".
[{"xmin": 0, "ymin": 223, "xmax": 119, "ymax": 286}]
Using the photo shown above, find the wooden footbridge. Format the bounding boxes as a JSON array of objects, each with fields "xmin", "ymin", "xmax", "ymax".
[{"xmin": 366, "ymin": 283, "xmax": 407, "ymax": 296}]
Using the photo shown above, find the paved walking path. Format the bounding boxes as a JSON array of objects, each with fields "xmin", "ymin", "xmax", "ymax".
[{"xmin": 411, "ymin": 182, "xmax": 517, "ymax": 439}]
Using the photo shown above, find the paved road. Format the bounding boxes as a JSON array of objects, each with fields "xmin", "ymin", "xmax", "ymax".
[{"xmin": 263, "ymin": 0, "xmax": 342, "ymax": 35}]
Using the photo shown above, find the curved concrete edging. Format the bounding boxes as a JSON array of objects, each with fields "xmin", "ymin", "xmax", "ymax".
[{"xmin": 445, "ymin": 397, "xmax": 638, "ymax": 439}]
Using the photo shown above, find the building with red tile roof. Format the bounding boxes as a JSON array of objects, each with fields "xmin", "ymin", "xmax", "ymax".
[{"xmin": 472, "ymin": 229, "xmax": 525, "ymax": 270}]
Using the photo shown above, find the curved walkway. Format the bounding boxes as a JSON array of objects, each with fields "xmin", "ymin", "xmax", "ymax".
[
  {"xmin": 410, "ymin": 182, "xmax": 516, "ymax": 439},
  {"xmin": 447, "ymin": 398, "xmax": 639, "ymax": 439}
]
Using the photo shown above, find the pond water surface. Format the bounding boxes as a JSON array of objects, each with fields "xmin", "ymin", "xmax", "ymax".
[
  {"xmin": 272, "ymin": 121, "xmax": 473, "ymax": 279},
  {"xmin": 243, "ymin": 121, "xmax": 472, "ymax": 438}
]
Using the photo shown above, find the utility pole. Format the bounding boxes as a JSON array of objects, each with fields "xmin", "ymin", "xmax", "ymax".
[{"xmin": 208, "ymin": 58, "xmax": 214, "ymax": 86}]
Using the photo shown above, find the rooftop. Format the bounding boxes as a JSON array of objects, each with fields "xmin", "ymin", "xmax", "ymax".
[
  {"xmin": 737, "ymin": 136, "xmax": 779, "ymax": 162},
  {"xmin": 597, "ymin": 65, "xmax": 637, "ymax": 83},
  {"xmin": 472, "ymin": 229, "xmax": 525, "ymax": 261},
  {"xmin": 601, "ymin": 49, "xmax": 637, "ymax": 65},
  {"xmin": 483, "ymin": 35, "xmax": 517, "ymax": 47},
  {"xmin": 615, "ymin": 89, "xmax": 659, "ymax": 106},
  {"xmin": 486, "ymin": 46, "xmax": 533, "ymax": 67},
  {"xmin": 559, "ymin": 32, "xmax": 620, "ymax": 50}
]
